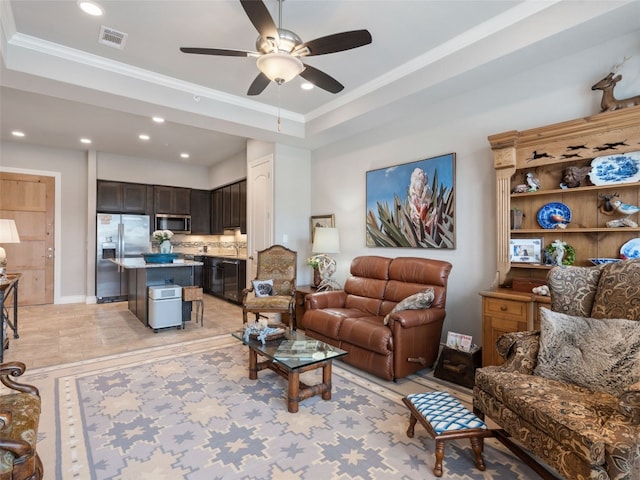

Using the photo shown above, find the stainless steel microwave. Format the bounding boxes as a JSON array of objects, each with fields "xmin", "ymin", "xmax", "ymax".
[{"xmin": 155, "ymin": 214, "xmax": 191, "ymax": 234}]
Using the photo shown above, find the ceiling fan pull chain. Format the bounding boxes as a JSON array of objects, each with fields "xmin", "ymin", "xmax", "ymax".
[{"xmin": 277, "ymin": 84, "xmax": 282, "ymax": 132}]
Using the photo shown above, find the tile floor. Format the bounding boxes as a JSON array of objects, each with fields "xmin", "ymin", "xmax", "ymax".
[{"xmin": 3, "ymin": 294, "xmax": 244, "ymax": 369}]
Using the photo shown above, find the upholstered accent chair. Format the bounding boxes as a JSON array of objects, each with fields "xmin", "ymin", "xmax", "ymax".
[
  {"xmin": 474, "ymin": 259, "xmax": 640, "ymax": 480},
  {"xmin": 242, "ymin": 244, "xmax": 297, "ymax": 328},
  {"xmin": 0, "ymin": 362, "xmax": 43, "ymax": 480}
]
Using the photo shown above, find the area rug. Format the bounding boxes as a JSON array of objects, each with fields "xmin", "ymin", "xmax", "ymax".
[{"xmin": 22, "ymin": 335, "xmax": 538, "ymax": 479}]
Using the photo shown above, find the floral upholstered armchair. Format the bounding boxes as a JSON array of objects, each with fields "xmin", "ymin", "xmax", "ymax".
[
  {"xmin": 0, "ymin": 362, "xmax": 43, "ymax": 480},
  {"xmin": 474, "ymin": 259, "xmax": 640, "ymax": 480},
  {"xmin": 242, "ymin": 244, "xmax": 297, "ymax": 328}
]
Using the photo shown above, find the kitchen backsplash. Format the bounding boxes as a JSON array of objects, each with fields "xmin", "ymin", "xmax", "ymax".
[{"xmin": 163, "ymin": 233, "xmax": 247, "ymax": 257}]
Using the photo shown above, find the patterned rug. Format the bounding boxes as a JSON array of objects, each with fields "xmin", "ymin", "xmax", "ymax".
[{"xmin": 22, "ymin": 335, "xmax": 539, "ymax": 479}]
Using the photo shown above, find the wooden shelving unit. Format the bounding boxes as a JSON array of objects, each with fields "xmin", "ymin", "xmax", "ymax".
[
  {"xmin": 480, "ymin": 106, "xmax": 640, "ymax": 367},
  {"xmin": 488, "ymin": 106, "xmax": 640, "ymax": 286}
]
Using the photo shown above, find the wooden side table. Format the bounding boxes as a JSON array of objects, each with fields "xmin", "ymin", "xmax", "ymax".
[
  {"xmin": 295, "ymin": 285, "xmax": 317, "ymax": 330},
  {"xmin": 479, "ymin": 288, "xmax": 549, "ymax": 367}
]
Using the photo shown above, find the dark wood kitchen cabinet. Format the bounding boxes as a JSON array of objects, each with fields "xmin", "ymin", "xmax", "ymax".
[
  {"xmin": 190, "ymin": 189, "xmax": 211, "ymax": 234},
  {"xmin": 239, "ymin": 179, "xmax": 247, "ymax": 233},
  {"xmin": 154, "ymin": 186, "xmax": 190, "ymax": 214},
  {"xmin": 211, "ymin": 188, "xmax": 224, "ymax": 234},
  {"xmin": 211, "ymin": 179, "xmax": 246, "ymax": 233},
  {"xmin": 97, "ymin": 180, "xmax": 152, "ymax": 214},
  {"xmin": 222, "ymin": 182, "xmax": 238, "ymax": 228}
]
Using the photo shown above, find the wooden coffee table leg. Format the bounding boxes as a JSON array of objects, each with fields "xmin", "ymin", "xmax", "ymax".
[
  {"xmin": 248, "ymin": 347, "xmax": 258, "ymax": 380},
  {"xmin": 322, "ymin": 361, "xmax": 332, "ymax": 400},
  {"xmin": 288, "ymin": 370, "xmax": 300, "ymax": 413}
]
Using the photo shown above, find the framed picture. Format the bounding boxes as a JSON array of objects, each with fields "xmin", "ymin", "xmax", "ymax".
[
  {"xmin": 510, "ymin": 238, "xmax": 543, "ymax": 263},
  {"xmin": 310, "ymin": 214, "xmax": 335, "ymax": 242},
  {"xmin": 366, "ymin": 153, "xmax": 455, "ymax": 248}
]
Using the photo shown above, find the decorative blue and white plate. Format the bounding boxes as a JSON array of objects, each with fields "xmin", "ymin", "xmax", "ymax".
[
  {"xmin": 589, "ymin": 258, "xmax": 621, "ymax": 266},
  {"xmin": 620, "ymin": 238, "xmax": 640, "ymax": 259},
  {"xmin": 537, "ymin": 202, "xmax": 572, "ymax": 229},
  {"xmin": 589, "ymin": 151, "xmax": 640, "ymax": 186}
]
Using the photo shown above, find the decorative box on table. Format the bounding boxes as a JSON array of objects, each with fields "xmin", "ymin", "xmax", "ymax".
[{"xmin": 433, "ymin": 345, "xmax": 482, "ymax": 388}]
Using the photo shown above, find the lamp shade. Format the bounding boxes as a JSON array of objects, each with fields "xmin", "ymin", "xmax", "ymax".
[
  {"xmin": 0, "ymin": 219, "xmax": 20, "ymax": 243},
  {"xmin": 256, "ymin": 52, "xmax": 304, "ymax": 84},
  {"xmin": 312, "ymin": 227, "xmax": 340, "ymax": 254}
]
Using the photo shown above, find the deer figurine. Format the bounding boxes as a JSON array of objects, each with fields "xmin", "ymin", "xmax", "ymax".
[{"xmin": 591, "ymin": 57, "xmax": 640, "ymax": 112}]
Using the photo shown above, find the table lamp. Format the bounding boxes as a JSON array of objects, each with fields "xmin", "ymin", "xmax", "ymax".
[
  {"xmin": 311, "ymin": 227, "xmax": 341, "ymax": 291},
  {"xmin": 0, "ymin": 219, "xmax": 21, "ymax": 279}
]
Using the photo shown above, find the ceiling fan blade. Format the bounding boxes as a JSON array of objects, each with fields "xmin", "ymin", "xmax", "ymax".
[
  {"xmin": 300, "ymin": 65, "xmax": 344, "ymax": 94},
  {"xmin": 294, "ymin": 30, "xmax": 372, "ymax": 56},
  {"xmin": 247, "ymin": 72, "xmax": 271, "ymax": 96},
  {"xmin": 180, "ymin": 47, "xmax": 254, "ymax": 57},
  {"xmin": 239, "ymin": 0, "xmax": 279, "ymax": 44}
]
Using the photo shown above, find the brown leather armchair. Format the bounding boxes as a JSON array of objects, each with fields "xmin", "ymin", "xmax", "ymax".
[{"xmin": 0, "ymin": 362, "xmax": 43, "ymax": 480}]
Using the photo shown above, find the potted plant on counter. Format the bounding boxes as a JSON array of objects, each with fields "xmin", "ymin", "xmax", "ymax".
[{"xmin": 153, "ymin": 230, "xmax": 174, "ymax": 253}]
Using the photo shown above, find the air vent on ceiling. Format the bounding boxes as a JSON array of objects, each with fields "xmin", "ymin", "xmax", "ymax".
[{"xmin": 98, "ymin": 26, "xmax": 128, "ymax": 49}]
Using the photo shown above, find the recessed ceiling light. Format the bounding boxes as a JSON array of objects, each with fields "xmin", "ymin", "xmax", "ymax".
[
  {"xmin": 11, "ymin": 130, "xmax": 25, "ymax": 137},
  {"xmin": 80, "ymin": 138, "xmax": 92, "ymax": 144},
  {"xmin": 180, "ymin": 153, "xmax": 190, "ymax": 159},
  {"xmin": 139, "ymin": 134, "xmax": 150, "ymax": 141},
  {"xmin": 301, "ymin": 82, "xmax": 314, "ymax": 90},
  {"xmin": 78, "ymin": 0, "xmax": 103, "ymax": 16},
  {"xmin": 152, "ymin": 116, "xmax": 165, "ymax": 123}
]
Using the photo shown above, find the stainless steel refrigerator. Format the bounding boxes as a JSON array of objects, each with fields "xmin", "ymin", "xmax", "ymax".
[{"xmin": 96, "ymin": 213, "xmax": 150, "ymax": 303}]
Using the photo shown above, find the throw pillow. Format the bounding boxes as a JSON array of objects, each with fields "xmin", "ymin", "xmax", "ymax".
[
  {"xmin": 591, "ymin": 259, "xmax": 640, "ymax": 320},
  {"xmin": 383, "ymin": 288, "xmax": 435, "ymax": 326},
  {"xmin": 252, "ymin": 279, "xmax": 273, "ymax": 297},
  {"xmin": 534, "ymin": 308, "xmax": 640, "ymax": 396}
]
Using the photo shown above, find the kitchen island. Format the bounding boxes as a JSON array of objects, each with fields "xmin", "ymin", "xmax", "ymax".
[{"xmin": 112, "ymin": 258, "xmax": 204, "ymax": 328}]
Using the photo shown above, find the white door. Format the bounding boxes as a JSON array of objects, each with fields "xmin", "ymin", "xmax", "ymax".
[{"xmin": 247, "ymin": 155, "xmax": 274, "ymax": 281}]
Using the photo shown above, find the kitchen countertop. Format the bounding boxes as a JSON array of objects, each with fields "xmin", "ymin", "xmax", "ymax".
[{"xmin": 111, "ymin": 258, "xmax": 204, "ymax": 269}]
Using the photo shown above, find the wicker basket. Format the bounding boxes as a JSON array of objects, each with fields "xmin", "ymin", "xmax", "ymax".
[{"xmin": 182, "ymin": 286, "xmax": 203, "ymax": 301}]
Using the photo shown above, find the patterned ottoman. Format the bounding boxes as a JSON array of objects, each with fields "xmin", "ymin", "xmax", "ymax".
[{"xmin": 402, "ymin": 391, "xmax": 491, "ymax": 477}]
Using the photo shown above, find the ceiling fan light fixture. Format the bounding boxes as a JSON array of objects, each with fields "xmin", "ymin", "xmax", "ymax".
[{"xmin": 256, "ymin": 53, "xmax": 304, "ymax": 84}]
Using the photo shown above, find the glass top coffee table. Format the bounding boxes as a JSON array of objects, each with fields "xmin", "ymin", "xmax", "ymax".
[{"xmin": 232, "ymin": 329, "xmax": 347, "ymax": 413}]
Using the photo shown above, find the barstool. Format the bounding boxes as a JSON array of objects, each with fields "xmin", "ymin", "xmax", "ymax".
[{"xmin": 182, "ymin": 286, "xmax": 204, "ymax": 326}]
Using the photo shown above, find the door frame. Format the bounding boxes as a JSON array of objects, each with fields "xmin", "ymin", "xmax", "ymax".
[{"xmin": 0, "ymin": 166, "xmax": 62, "ymax": 304}]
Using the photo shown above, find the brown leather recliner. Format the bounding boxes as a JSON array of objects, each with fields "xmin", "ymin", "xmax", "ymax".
[{"xmin": 303, "ymin": 255, "xmax": 452, "ymax": 381}]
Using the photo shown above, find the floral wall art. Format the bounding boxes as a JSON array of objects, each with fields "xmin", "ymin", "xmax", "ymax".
[{"xmin": 366, "ymin": 153, "xmax": 456, "ymax": 248}]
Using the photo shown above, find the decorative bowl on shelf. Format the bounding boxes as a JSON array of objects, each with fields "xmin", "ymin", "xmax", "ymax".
[
  {"xmin": 620, "ymin": 238, "xmax": 640, "ymax": 260},
  {"xmin": 141, "ymin": 253, "xmax": 179, "ymax": 264},
  {"xmin": 588, "ymin": 258, "xmax": 622, "ymax": 266}
]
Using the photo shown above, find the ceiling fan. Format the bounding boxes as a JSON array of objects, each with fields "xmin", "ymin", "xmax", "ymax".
[{"xmin": 180, "ymin": 0, "xmax": 372, "ymax": 96}]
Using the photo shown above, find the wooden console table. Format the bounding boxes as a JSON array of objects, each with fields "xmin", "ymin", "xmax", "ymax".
[{"xmin": 0, "ymin": 273, "xmax": 21, "ymax": 362}]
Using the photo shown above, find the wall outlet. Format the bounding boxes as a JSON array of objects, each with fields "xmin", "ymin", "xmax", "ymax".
[{"xmin": 282, "ymin": 234, "xmax": 288, "ymax": 243}]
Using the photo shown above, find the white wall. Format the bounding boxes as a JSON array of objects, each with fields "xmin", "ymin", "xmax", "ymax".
[
  {"xmin": 209, "ymin": 150, "xmax": 247, "ymax": 189},
  {"xmin": 274, "ymin": 144, "xmax": 312, "ymax": 284},
  {"xmin": 246, "ymin": 139, "xmax": 313, "ymax": 284},
  {"xmin": 310, "ymin": 31, "xmax": 640, "ymax": 344},
  {"xmin": 97, "ymin": 152, "xmax": 211, "ymax": 189}
]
